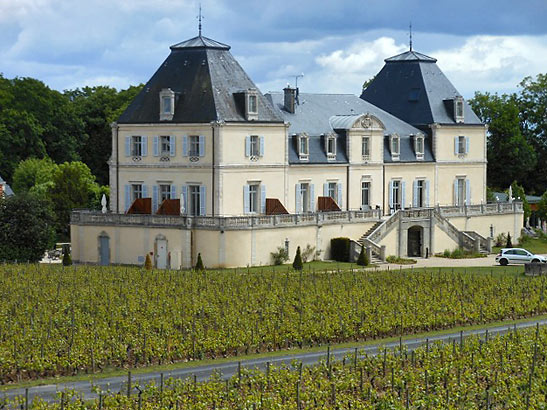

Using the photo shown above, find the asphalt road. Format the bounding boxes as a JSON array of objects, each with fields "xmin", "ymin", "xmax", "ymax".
[{"xmin": 3, "ymin": 318, "xmax": 547, "ymax": 405}]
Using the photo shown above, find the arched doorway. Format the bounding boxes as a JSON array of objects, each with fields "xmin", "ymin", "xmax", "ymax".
[
  {"xmin": 407, "ymin": 226, "xmax": 423, "ymax": 257},
  {"xmin": 98, "ymin": 233, "xmax": 110, "ymax": 266}
]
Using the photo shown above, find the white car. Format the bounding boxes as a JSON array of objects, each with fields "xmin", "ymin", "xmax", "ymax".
[{"xmin": 495, "ymin": 248, "xmax": 547, "ymax": 266}]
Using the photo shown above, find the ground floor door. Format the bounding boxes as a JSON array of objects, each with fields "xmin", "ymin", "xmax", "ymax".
[
  {"xmin": 407, "ymin": 226, "xmax": 423, "ymax": 257},
  {"xmin": 99, "ymin": 236, "xmax": 110, "ymax": 266},
  {"xmin": 156, "ymin": 239, "xmax": 168, "ymax": 269}
]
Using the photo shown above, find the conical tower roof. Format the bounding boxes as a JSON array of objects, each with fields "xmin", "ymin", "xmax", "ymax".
[
  {"xmin": 118, "ymin": 35, "xmax": 282, "ymax": 124},
  {"xmin": 360, "ymin": 50, "xmax": 481, "ymax": 129}
]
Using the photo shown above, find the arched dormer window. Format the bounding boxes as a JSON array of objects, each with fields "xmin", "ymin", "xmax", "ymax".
[{"xmin": 159, "ymin": 88, "xmax": 175, "ymax": 121}]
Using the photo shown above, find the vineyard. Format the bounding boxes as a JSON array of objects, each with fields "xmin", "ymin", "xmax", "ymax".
[
  {"xmin": 1, "ymin": 264, "xmax": 546, "ymax": 384},
  {"xmin": 8, "ymin": 325, "xmax": 547, "ymax": 409}
]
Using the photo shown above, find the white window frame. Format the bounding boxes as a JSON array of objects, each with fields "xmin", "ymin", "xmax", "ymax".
[
  {"xmin": 458, "ymin": 136, "xmax": 466, "ymax": 155},
  {"xmin": 160, "ymin": 135, "xmax": 171, "ymax": 156},
  {"xmin": 414, "ymin": 134, "xmax": 424, "ymax": 160},
  {"xmin": 131, "ymin": 184, "xmax": 143, "ymax": 202},
  {"xmin": 159, "ymin": 184, "xmax": 171, "ymax": 202},
  {"xmin": 390, "ymin": 134, "xmax": 400, "ymax": 160},
  {"xmin": 326, "ymin": 134, "xmax": 336, "ymax": 160},
  {"xmin": 188, "ymin": 185, "xmax": 201, "ymax": 216},
  {"xmin": 362, "ymin": 136, "xmax": 370, "ymax": 160},
  {"xmin": 159, "ymin": 88, "xmax": 175, "ymax": 121},
  {"xmin": 454, "ymin": 96, "xmax": 464, "ymax": 123},
  {"xmin": 246, "ymin": 89, "xmax": 258, "ymax": 120},
  {"xmin": 361, "ymin": 180, "xmax": 371, "ymax": 209},
  {"xmin": 250, "ymin": 135, "xmax": 260, "ymax": 157},
  {"xmin": 392, "ymin": 180, "xmax": 401, "ymax": 210},
  {"xmin": 248, "ymin": 184, "xmax": 259, "ymax": 214},
  {"xmin": 131, "ymin": 136, "xmax": 143, "ymax": 157},
  {"xmin": 189, "ymin": 135, "xmax": 200, "ymax": 157},
  {"xmin": 298, "ymin": 134, "xmax": 309, "ymax": 160}
]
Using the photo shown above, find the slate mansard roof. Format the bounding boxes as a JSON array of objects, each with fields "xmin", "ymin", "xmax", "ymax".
[
  {"xmin": 118, "ymin": 36, "xmax": 283, "ymax": 124},
  {"xmin": 0, "ymin": 175, "xmax": 13, "ymax": 196},
  {"xmin": 266, "ymin": 92, "xmax": 433, "ymax": 163},
  {"xmin": 360, "ymin": 50, "xmax": 482, "ymax": 129}
]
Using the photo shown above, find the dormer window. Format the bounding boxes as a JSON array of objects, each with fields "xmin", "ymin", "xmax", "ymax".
[
  {"xmin": 390, "ymin": 134, "xmax": 400, "ymax": 161},
  {"xmin": 297, "ymin": 133, "xmax": 309, "ymax": 160},
  {"xmin": 325, "ymin": 133, "xmax": 336, "ymax": 160},
  {"xmin": 246, "ymin": 89, "xmax": 258, "ymax": 120},
  {"xmin": 159, "ymin": 88, "xmax": 175, "ymax": 121},
  {"xmin": 414, "ymin": 134, "xmax": 424, "ymax": 160},
  {"xmin": 454, "ymin": 96, "xmax": 464, "ymax": 123}
]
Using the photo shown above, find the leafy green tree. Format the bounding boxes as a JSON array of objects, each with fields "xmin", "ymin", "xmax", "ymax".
[
  {"xmin": 469, "ymin": 92, "xmax": 536, "ymax": 190},
  {"xmin": 12, "ymin": 157, "xmax": 58, "ymax": 193},
  {"xmin": 66, "ymin": 84, "xmax": 143, "ymax": 185},
  {"xmin": 517, "ymin": 74, "xmax": 547, "ymax": 194},
  {"xmin": 48, "ymin": 161, "xmax": 100, "ymax": 238},
  {"xmin": 537, "ymin": 191, "xmax": 547, "ymax": 223},
  {"xmin": 510, "ymin": 181, "xmax": 531, "ymax": 221},
  {"xmin": 0, "ymin": 193, "xmax": 56, "ymax": 262}
]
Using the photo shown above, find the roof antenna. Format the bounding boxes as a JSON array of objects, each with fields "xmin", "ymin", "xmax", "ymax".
[
  {"xmin": 197, "ymin": 4, "xmax": 204, "ymax": 37},
  {"xmin": 409, "ymin": 22, "xmax": 413, "ymax": 52},
  {"xmin": 292, "ymin": 73, "xmax": 304, "ymax": 104}
]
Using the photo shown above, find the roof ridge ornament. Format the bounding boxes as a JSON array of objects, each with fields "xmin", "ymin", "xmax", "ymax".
[
  {"xmin": 197, "ymin": 4, "xmax": 204, "ymax": 37},
  {"xmin": 409, "ymin": 22, "xmax": 413, "ymax": 52}
]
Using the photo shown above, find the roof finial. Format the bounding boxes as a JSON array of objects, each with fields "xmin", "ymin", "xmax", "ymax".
[
  {"xmin": 197, "ymin": 4, "xmax": 204, "ymax": 37},
  {"xmin": 409, "ymin": 22, "xmax": 413, "ymax": 52}
]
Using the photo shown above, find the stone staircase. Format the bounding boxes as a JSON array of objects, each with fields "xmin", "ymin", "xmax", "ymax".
[{"xmin": 358, "ymin": 221, "xmax": 383, "ymax": 244}]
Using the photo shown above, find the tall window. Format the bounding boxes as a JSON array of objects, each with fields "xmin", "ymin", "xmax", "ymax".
[
  {"xmin": 159, "ymin": 88, "xmax": 175, "ymax": 121},
  {"xmin": 415, "ymin": 135, "xmax": 424, "ymax": 159},
  {"xmin": 132, "ymin": 184, "xmax": 143, "ymax": 202},
  {"xmin": 362, "ymin": 136, "xmax": 370, "ymax": 159},
  {"xmin": 392, "ymin": 180, "xmax": 401, "ymax": 209},
  {"xmin": 326, "ymin": 135, "xmax": 336, "ymax": 159},
  {"xmin": 298, "ymin": 134, "xmax": 309, "ymax": 160},
  {"xmin": 361, "ymin": 181, "xmax": 370, "ymax": 209},
  {"xmin": 189, "ymin": 185, "xmax": 201, "ymax": 216},
  {"xmin": 159, "ymin": 184, "xmax": 171, "ymax": 202},
  {"xmin": 248, "ymin": 184, "xmax": 259, "ymax": 213},
  {"xmin": 300, "ymin": 183, "xmax": 310, "ymax": 213},
  {"xmin": 454, "ymin": 96, "xmax": 464, "ymax": 122},
  {"xmin": 248, "ymin": 95, "xmax": 257, "ymax": 114},
  {"xmin": 328, "ymin": 182, "xmax": 337, "ymax": 201},
  {"xmin": 162, "ymin": 96, "xmax": 172, "ymax": 114},
  {"xmin": 416, "ymin": 180, "xmax": 425, "ymax": 207},
  {"xmin": 189, "ymin": 135, "xmax": 200, "ymax": 157},
  {"xmin": 390, "ymin": 135, "xmax": 400, "ymax": 160},
  {"xmin": 132, "ymin": 136, "xmax": 143, "ymax": 156},
  {"xmin": 160, "ymin": 136, "xmax": 171, "ymax": 155},
  {"xmin": 456, "ymin": 178, "xmax": 465, "ymax": 206},
  {"xmin": 458, "ymin": 136, "xmax": 466, "ymax": 155},
  {"xmin": 250, "ymin": 135, "xmax": 260, "ymax": 157}
]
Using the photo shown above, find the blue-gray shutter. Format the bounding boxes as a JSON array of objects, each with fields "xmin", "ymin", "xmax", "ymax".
[
  {"xmin": 170, "ymin": 136, "xmax": 176, "ymax": 156},
  {"xmin": 142, "ymin": 136, "xmax": 148, "ymax": 156},
  {"xmin": 454, "ymin": 137, "xmax": 459, "ymax": 155},
  {"xmin": 245, "ymin": 136, "xmax": 251, "ymax": 157},
  {"xmin": 453, "ymin": 179, "xmax": 458, "ymax": 205},
  {"xmin": 125, "ymin": 137, "xmax": 131, "ymax": 157},
  {"xmin": 388, "ymin": 181, "xmax": 394, "ymax": 209},
  {"xmin": 310, "ymin": 184, "xmax": 315, "ymax": 212},
  {"xmin": 401, "ymin": 181, "xmax": 406, "ymax": 210},
  {"xmin": 337, "ymin": 183, "xmax": 343, "ymax": 208},
  {"xmin": 465, "ymin": 136, "xmax": 470, "ymax": 154},
  {"xmin": 124, "ymin": 185, "xmax": 131, "ymax": 212},
  {"xmin": 199, "ymin": 185, "xmax": 206, "ymax": 216},
  {"xmin": 181, "ymin": 185, "xmax": 188, "ymax": 214},
  {"xmin": 182, "ymin": 136, "xmax": 188, "ymax": 156},
  {"xmin": 323, "ymin": 183, "xmax": 328, "ymax": 197},
  {"xmin": 199, "ymin": 135, "xmax": 205, "ymax": 157},
  {"xmin": 153, "ymin": 136, "xmax": 159, "ymax": 156},
  {"xmin": 243, "ymin": 185, "xmax": 250, "ymax": 214},
  {"xmin": 466, "ymin": 179, "xmax": 471, "ymax": 205},
  {"xmin": 261, "ymin": 185, "xmax": 266, "ymax": 214},
  {"xmin": 412, "ymin": 180, "xmax": 418, "ymax": 208},
  {"xmin": 260, "ymin": 136, "xmax": 265, "ymax": 157},
  {"xmin": 170, "ymin": 185, "xmax": 176, "ymax": 200},
  {"xmin": 142, "ymin": 185, "xmax": 148, "ymax": 200},
  {"xmin": 152, "ymin": 186, "xmax": 158, "ymax": 212},
  {"xmin": 425, "ymin": 180, "xmax": 430, "ymax": 207},
  {"xmin": 295, "ymin": 184, "xmax": 301, "ymax": 213}
]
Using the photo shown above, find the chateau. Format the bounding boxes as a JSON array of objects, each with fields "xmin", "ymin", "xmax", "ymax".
[{"xmin": 70, "ymin": 34, "xmax": 523, "ymax": 268}]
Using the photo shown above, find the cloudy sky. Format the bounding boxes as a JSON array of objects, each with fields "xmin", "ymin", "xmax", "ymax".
[{"xmin": 1, "ymin": 0, "xmax": 546, "ymax": 98}]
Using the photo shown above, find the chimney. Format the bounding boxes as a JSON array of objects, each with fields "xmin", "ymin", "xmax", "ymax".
[{"xmin": 283, "ymin": 86, "xmax": 296, "ymax": 114}]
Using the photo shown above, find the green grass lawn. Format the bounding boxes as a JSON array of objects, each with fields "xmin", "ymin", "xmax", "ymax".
[
  {"xmin": 493, "ymin": 236, "xmax": 547, "ymax": 255},
  {"xmin": 220, "ymin": 260, "xmax": 369, "ymax": 274}
]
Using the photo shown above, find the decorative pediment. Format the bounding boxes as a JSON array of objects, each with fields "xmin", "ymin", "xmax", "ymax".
[{"xmin": 352, "ymin": 114, "xmax": 385, "ymax": 130}]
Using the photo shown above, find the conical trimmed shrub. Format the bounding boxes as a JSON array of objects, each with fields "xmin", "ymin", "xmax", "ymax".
[
  {"xmin": 144, "ymin": 253, "xmax": 153, "ymax": 270},
  {"xmin": 195, "ymin": 253, "xmax": 205, "ymax": 271},
  {"xmin": 292, "ymin": 246, "xmax": 303, "ymax": 271},
  {"xmin": 357, "ymin": 245, "xmax": 369, "ymax": 266}
]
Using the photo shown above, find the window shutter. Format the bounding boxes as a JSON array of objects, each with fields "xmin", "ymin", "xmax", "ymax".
[
  {"xmin": 142, "ymin": 185, "xmax": 148, "ymax": 199},
  {"xmin": 152, "ymin": 185, "xmax": 159, "ymax": 213},
  {"xmin": 261, "ymin": 185, "xmax": 266, "ymax": 214},
  {"xmin": 388, "ymin": 181, "xmax": 394, "ymax": 209},
  {"xmin": 295, "ymin": 184, "xmax": 301, "ymax": 214},
  {"xmin": 245, "ymin": 136, "xmax": 251, "ymax": 157},
  {"xmin": 260, "ymin": 136, "xmax": 265, "ymax": 157},
  {"xmin": 170, "ymin": 185, "xmax": 176, "ymax": 200},
  {"xmin": 425, "ymin": 180, "xmax": 430, "ymax": 207},
  {"xmin": 181, "ymin": 185, "xmax": 188, "ymax": 214},
  {"xmin": 309, "ymin": 184, "xmax": 315, "ymax": 212},
  {"xmin": 124, "ymin": 185, "xmax": 131, "ymax": 212},
  {"xmin": 199, "ymin": 185, "xmax": 206, "ymax": 216},
  {"xmin": 182, "ymin": 136, "xmax": 188, "ymax": 156},
  {"xmin": 153, "ymin": 136, "xmax": 159, "ymax": 157},
  {"xmin": 401, "ymin": 181, "xmax": 406, "ymax": 210},
  {"xmin": 453, "ymin": 179, "xmax": 458, "ymax": 206},
  {"xmin": 454, "ymin": 137, "xmax": 458, "ymax": 155},
  {"xmin": 466, "ymin": 179, "xmax": 471, "ymax": 205},
  {"xmin": 199, "ymin": 135, "xmax": 205, "ymax": 157},
  {"xmin": 142, "ymin": 136, "xmax": 148, "ymax": 156},
  {"xmin": 243, "ymin": 185, "xmax": 250, "ymax": 214},
  {"xmin": 465, "ymin": 136, "xmax": 470, "ymax": 154},
  {"xmin": 170, "ymin": 136, "xmax": 176, "ymax": 156},
  {"xmin": 323, "ymin": 183, "xmax": 328, "ymax": 197},
  {"xmin": 337, "ymin": 183, "xmax": 343, "ymax": 208},
  {"xmin": 125, "ymin": 137, "xmax": 131, "ymax": 157}
]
